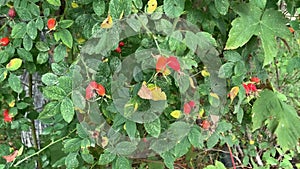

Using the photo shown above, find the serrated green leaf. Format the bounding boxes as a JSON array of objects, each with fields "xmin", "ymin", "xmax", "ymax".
[
  {"xmin": 17, "ymin": 48, "xmax": 33, "ymax": 62},
  {"xmin": 164, "ymin": 0, "xmax": 185, "ymax": 18},
  {"xmin": 223, "ymin": 51, "xmax": 241, "ymax": 62},
  {"xmin": 27, "ymin": 20, "xmax": 37, "ymax": 40},
  {"xmin": 38, "ymin": 101, "xmax": 60, "ymax": 119},
  {"xmin": 174, "ymin": 72, "xmax": 190, "ymax": 94},
  {"xmin": 59, "ymin": 20, "xmax": 74, "ymax": 29},
  {"xmin": 42, "ymin": 73, "xmax": 58, "ymax": 86},
  {"xmin": 98, "ymin": 151, "xmax": 116, "ymax": 165},
  {"xmin": 8, "ymin": 74, "xmax": 23, "ymax": 93},
  {"xmin": 6, "ymin": 58, "xmax": 22, "ymax": 71},
  {"xmin": 115, "ymin": 156, "xmax": 131, "ymax": 169},
  {"xmin": 37, "ymin": 52, "xmax": 49, "ymax": 64},
  {"xmin": 15, "ymin": 7, "xmax": 32, "ymax": 21},
  {"xmin": 214, "ymin": 0, "xmax": 229, "ymax": 15},
  {"xmin": 218, "ymin": 62, "xmax": 234, "ymax": 78},
  {"xmin": 207, "ymin": 132, "xmax": 219, "ymax": 148},
  {"xmin": 58, "ymin": 76, "xmax": 72, "ymax": 94},
  {"xmin": 188, "ymin": 126, "xmax": 204, "ymax": 148},
  {"xmin": 184, "ymin": 31, "xmax": 197, "ymax": 52},
  {"xmin": 61, "ymin": 97, "xmax": 75, "ymax": 123},
  {"xmin": 36, "ymin": 41, "xmax": 50, "ymax": 52},
  {"xmin": 81, "ymin": 153, "xmax": 94, "ymax": 164},
  {"xmin": 144, "ymin": 118, "xmax": 161, "ymax": 138},
  {"xmin": 0, "ymin": 50, "xmax": 10, "ymax": 64},
  {"xmin": 53, "ymin": 44, "xmax": 67, "ymax": 62},
  {"xmin": 93, "ymin": 0, "xmax": 105, "ymax": 16},
  {"xmin": 252, "ymin": 90, "xmax": 300, "ymax": 151},
  {"xmin": 23, "ymin": 35, "xmax": 33, "ymax": 51},
  {"xmin": 65, "ymin": 153, "xmax": 78, "ymax": 169},
  {"xmin": 11, "ymin": 23, "xmax": 27, "ymax": 38},
  {"xmin": 43, "ymin": 86, "xmax": 66, "ymax": 100},
  {"xmin": 63, "ymin": 138, "xmax": 81, "ymax": 153},
  {"xmin": 47, "ymin": 0, "xmax": 61, "ymax": 6}
]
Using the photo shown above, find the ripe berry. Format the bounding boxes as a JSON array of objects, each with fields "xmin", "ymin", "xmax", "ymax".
[
  {"xmin": 119, "ymin": 41, "xmax": 125, "ymax": 47},
  {"xmin": 0, "ymin": 37, "xmax": 10, "ymax": 46},
  {"xmin": 115, "ymin": 46, "xmax": 122, "ymax": 53},
  {"xmin": 3, "ymin": 109, "xmax": 13, "ymax": 122},
  {"xmin": 8, "ymin": 7, "xmax": 16, "ymax": 19},
  {"xmin": 250, "ymin": 77, "xmax": 260, "ymax": 83},
  {"xmin": 183, "ymin": 103, "xmax": 191, "ymax": 114},
  {"xmin": 201, "ymin": 120, "xmax": 210, "ymax": 130},
  {"xmin": 47, "ymin": 18, "xmax": 56, "ymax": 30},
  {"xmin": 188, "ymin": 100, "xmax": 196, "ymax": 108}
]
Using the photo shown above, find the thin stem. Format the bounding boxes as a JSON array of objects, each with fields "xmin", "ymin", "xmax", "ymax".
[
  {"xmin": 273, "ymin": 58, "xmax": 280, "ymax": 90},
  {"xmin": 14, "ymin": 128, "xmax": 76, "ymax": 167}
]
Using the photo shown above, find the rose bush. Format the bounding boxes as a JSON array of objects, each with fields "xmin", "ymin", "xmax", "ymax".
[{"xmin": 0, "ymin": 0, "xmax": 300, "ymax": 169}]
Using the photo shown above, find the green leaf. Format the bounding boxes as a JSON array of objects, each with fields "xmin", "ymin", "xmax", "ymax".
[
  {"xmin": 144, "ymin": 118, "xmax": 161, "ymax": 138},
  {"xmin": 0, "ymin": 68, "xmax": 8, "ymax": 82},
  {"xmin": 164, "ymin": 0, "xmax": 185, "ymax": 18},
  {"xmin": 36, "ymin": 41, "xmax": 50, "ymax": 52},
  {"xmin": 172, "ymin": 137, "xmax": 190, "ymax": 158},
  {"xmin": 53, "ymin": 44, "xmax": 67, "ymax": 62},
  {"xmin": 161, "ymin": 151, "xmax": 175, "ymax": 169},
  {"xmin": 58, "ymin": 76, "xmax": 72, "ymax": 94},
  {"xmin": 252, "ymin": 90, "xmax": 300, "ymax": 151},
  {"xmin": 36, "ymin": 17, "xmax": 44, "ymax": 31},
  {"xmin": 72, "ymin": 90, "xmax": 86, "ymax": 110},
  {"xmin": 218, "ymin": 62, "xmax": 234, "ymax": 78},
  {"xmin": 204, "ymin": 160, "xmax": 227, "ymax": 169},
  {"xmin": 29, "ymin": 2, "xmax": 40, "ymax": 16},
  {"xmin": 98, "ymin": 151, "xmax": 116, "ymax": 165},
  {"xmin": 63, "ymin": 138, "xmax": 81, "ymax": 153},
  {"xmin": 41, "ymin": 73, "xmax": 58, "ymax": 86},
  {"xmin": 8, "ymin": 74, "xmax": 23, "ymax": 93},
  {"xmin": 234, "ymin": 61, "xmax": 247, "ymax": 76},
  {"xmin": 23, "ymin": 34, "xmax": 33, "ymax": 51},
  {"xmin": 207, "ymin": 133, "xmax": 219, "ymax": 148},
  {"xmin": 59, "ymin": 20, "xmax": 74, "ymax": 29},
  {"xmin": 133, "ymin": 0, "xmax": 143, "ymax": 9},
  {"xmin": 0, "ymin": 50, "xmax": 10, "ymax": 64},
  {"xmin": 37, "ymin": 52, "xmax": 49, "ymax": 64},
  {"xmin": 115, "ymin": 156, "xmax": 131, "ymax": 169},
  {"xmin": 6, "ymin": 58, "xmax": 22, "ymax": 71},
  {"xmin": 81, "ymin": 153, "xmax": 94, "ymax": 164},
  {"xmin": 61, "ymin": 97, "xmax": 75, "ymax": 123},
  {"xmin": 184, "ymin": 31, "xmax": 197, "ymax": 52},
  {"xmin": 15, "ymin": 7, "xmax": 32, "ymax": 21},
  {"xmin": 112, "ymin": 141, "xmax": 137, "ymax": 156},
  {"xmin": 38, "ymin": 101, "xmax": 60, "ymax": 119},
  {"xmin": 216, "ymin": 121, "xmax": 232, "ymax": 133},
  {"xmin": 174, "ymin": 72, "xmax": 190, "ymax": 94},
  {"xmin": 11, "ymin": 23, "xmax": 27, "ymax": 38},
  {"xmin": 27, "ymin": 20, "xmax": 37, "ymax": 40},
  {"xmin": 43, "ymin": 86, "xmax": 66, "ymax": 100},
  {"xmin": 223, "ymin": 51, "xmax": 241, "ymax": 62},
  {"xmin": 225, "ymin": 3, "xmax": 291, "ymax": 66},
  {"xmin": 17, "ymin": 48, "xmax": 33, "ymax": 62},
  {"xmin": 54, "ymin": 29, "xmax": 73, "ymax": 48},
  {"xmin": 93, "ymin": 0, "xmax": 105, "ymax": 16},
  {"xmin": 47, "ymin": 0, "xmax": 61, "ymax": 6},
  {"xmin": 65, "ymin": 153, "xmax": 79, "ymax": 169},
  {"xmin": 214, "ymin": 0, "xmax": 229, "ymax": 15},
  {"xmin": 188, "ymin": 126, "xmax": 204, "ymax": 148},
  {"xmin": 125, "ymin": 120, "xmax": 136, "ymax": 139}
]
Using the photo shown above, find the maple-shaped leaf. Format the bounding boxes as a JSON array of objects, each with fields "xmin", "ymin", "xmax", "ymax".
[
  {"xmin": 252, "ymin": 90, "xmax": 300, "ymax": 152},
  {"xmin": 2, "ymin": 150, "xmax": 18, "ymax": 163},
  {"xmin": 225, "ymin": 3, "xmax": 291, "ymax": 66}
]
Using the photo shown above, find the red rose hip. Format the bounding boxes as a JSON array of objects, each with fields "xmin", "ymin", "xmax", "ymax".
[
  {"xmin": 0, "ymin": 37, "xmax": 10, "ymax": 46},
  {"xmin": 47, "ymin": 18, "xmax": 56, "ymax": 30},
  {"xmin": 8, "ymin": 7, "xmax": 16, "ymax": 19}
]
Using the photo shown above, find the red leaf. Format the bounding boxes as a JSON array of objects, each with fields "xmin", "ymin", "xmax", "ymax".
[
  {"xmin": 183, "ymin": 103, "xmax": 191, "ymax": 114},
  {"xmin": 85, "ymin": 81, "xmax": 106, "ymax": 100},
  {"xmin": 243, "ymin": 83, "xmax": 250, "ymax": 94},
  {"xmin": 167, "ymin": 56, "xmax": 180, "ymax": 72},
  {"xmin": 2, "ymin": 150, "xmax": 18, "ymax": 163},
  {"xmin": 95, "ymin": 84, "xmax": 106, "ymax": 96},
  {"xmin": 247, "ymin": 83, "xmax": 257, "ymax": 92},
  {"xmin": 156, "ymin": 56, "xmax": 168, "ymax": 73},
  {"xmin": 85, "ymin": 85, "xmax": 95, "ymax": 100}
]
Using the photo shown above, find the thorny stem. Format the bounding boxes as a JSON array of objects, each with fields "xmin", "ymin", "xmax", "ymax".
[{"xmin": 14, "ymin": 128, "xmax": 76, "ymax": 167}]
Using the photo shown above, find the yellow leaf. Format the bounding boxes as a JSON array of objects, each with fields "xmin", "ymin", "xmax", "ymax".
[
  {"xmin": 6, "ymin": 58, "xmax": 22, "ymax": 71},
  {"xmin": 101, "ymin": 136, "xmax": 108, "ymax": 147},
  {"xmin": 138, "ymin": 82, "xmax": 166, "ymax": 101},
  {"xmin": 198, "ymin": 108, "xmax": 205, "ymax": 118},
  {"xmin": 150, "ymin": 86, "xmax": 166, "ymax": 101},
  {"xmin": 71, "ymin": 2, "xmax": 79, "ymax": 8},
  {"xmin": 147, "ymin": 0, "xmax": 157, "ymax": 14},
  {"xmin": 163, "ymin": 68, "xmax": 171, "ymax": 76},
  {"xmin": 210, "ymin": 92, "xmax": 219, "ymax": 100},
  {"xmin": 189, "ymin": 77, "xmax": 196, "ymax": 89},
  {"xmin": 101, "ymin": 15, "xmax": 113, "ymax": 29},
  {"xmin": 76, "ymin": 37, "xmax": 85, "ymax": 44},
  {"xmin": 249, "ymin": 140, "xmax": 255, "ymax": 145},
  {"xmin": 134, "ymin": 102, "xmax": 139, "ymax": 111},
  {"xmin": 8, "ymin": 100, "xmax": 15, "ymax": 107},
  {"xmin": 201, "ymin": 69, "xmax": 210, "ymax": 77},
  {"xmin": 229, "ymin": 86, "xmax": 239, "ymax": 103},
  {"xmin": 170, "ymin": 110, "xmax": 181, "ymax": 119}
]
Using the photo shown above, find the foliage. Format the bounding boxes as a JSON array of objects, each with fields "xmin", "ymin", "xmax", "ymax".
[{"xmin": 0, "ymin": 0, "xmax": 300, "ymax": 169}]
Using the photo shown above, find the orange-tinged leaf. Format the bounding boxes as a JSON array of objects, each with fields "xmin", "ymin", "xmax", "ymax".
[
  {"xmin": 156, "ymin": 56, "xmax": 168, "ymax": 73},
  {"xmin": 2, "ymin": 150, "xmax": 18, "ymax": 163},
  {"xmin": 138, "ymin": 81, "xmax": 152, "ymax": 100},
  {"xmin": 147, "ymin": 0, "xmax": 157, "ymax": 14},
  {"xmin": 6, "ymin": 58, "xmax": 22, "ymax": 71},
  {"xmin": 229, "ymin": 86, "xmax": 239, "ymax": 103},
  {"xmin": 167, "ymin": 56, "xmax": 181, "ymax": 72},
  {"xmin": 101, "ymin": 15, "xmax": 113, "ymax": 29},
  {"xmin": 170, "ymin": 110, "xmax": 181, "ymax": 119}
]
